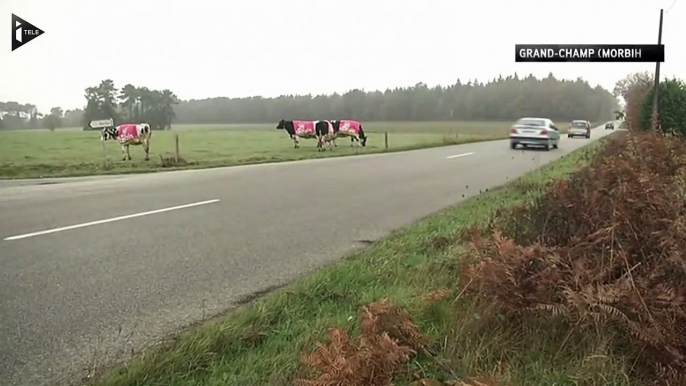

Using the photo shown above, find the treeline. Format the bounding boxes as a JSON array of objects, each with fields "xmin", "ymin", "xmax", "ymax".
[
  {"xmin": 0, "ymin": 102, "xmax": 82, "ymax": 130},
  {"xmin": 82, "ymin": 80, "xmax": 180, "ymax": 131},
  {"xmin": 174, "ymin": 73, "xmax": 619, "ymax": 124},
  {"xmin": 1, "ymin": 72, "xmax": 619, "ymax": 130},
  {"xmin": 614, "ymin": 71, "xmax": 686, "ymax": 136}
]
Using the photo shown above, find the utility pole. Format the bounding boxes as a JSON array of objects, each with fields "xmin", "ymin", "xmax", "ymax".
[{"xmin": 651, "ymin": 8, "xmax": 664, "ymax": 131}]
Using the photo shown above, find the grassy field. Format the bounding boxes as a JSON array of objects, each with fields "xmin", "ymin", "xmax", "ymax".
[
  {"xmin": 55, "ymin": 120, "xmax": 587, "ymax": 134},
  {"xmin": 0, "ymin": 120, "xmax": 596, "ymax": 179},
  {"xmin": 0, "ymin": 121, "xmax": 502, "ymax": 179},
  {"xmin": 89, "ymin": 134, "xmax": 621, "ymax": 386}
]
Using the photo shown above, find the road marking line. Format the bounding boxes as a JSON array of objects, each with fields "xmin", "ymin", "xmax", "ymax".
[
  {"xmin": 446, "ymin": 152, "xmax": 475, "ymax": 159},
  {"xmin": 4, "ymin": 199, "xmax": 221, "ymax": 241}
]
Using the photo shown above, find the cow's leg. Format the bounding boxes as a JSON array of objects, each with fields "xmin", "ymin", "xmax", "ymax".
[
  {"xmin": 126, "ymin": 145, "xmax": 132, "ymax": 160},
  {"xmin": 350, "ymin": 136, "xmax": 355, "ymax": 147},
  {"xmin": 143, "ymin": 139, "xmax": 150, "ymax": 161},
  {"xmin": 121, "ymin": 144, "xmax": 127, "ymax": 161},
  {"xmin": 293, "ymin": 135, "xmax": 300, "ymax": 149}
]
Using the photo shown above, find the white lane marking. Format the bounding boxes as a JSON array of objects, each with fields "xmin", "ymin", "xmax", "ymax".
[
  {"xmin": 446, "ymin": 152, "xmax": 475, "ymax": 159},
  {"xmin": 4, "ymin": 199, "xmax": 221, "ymax": 241}
]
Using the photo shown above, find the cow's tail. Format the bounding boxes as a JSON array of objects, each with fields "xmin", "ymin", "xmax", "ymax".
[{"xmin": 359, "ymin": 124, "xmax": 367, "ymax": 147}]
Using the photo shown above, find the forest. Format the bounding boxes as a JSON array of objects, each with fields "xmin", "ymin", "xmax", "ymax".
[{"xmin": 0, "ymin": 72, "xmax": 619, "ymax": 130}]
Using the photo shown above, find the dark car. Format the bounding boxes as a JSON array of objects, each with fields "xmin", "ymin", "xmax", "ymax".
[{"xmin": 605, "ymin": 122, "xmax": 615, "ymax": 130}]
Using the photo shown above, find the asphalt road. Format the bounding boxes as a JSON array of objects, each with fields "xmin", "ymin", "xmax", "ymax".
[{"xmin": 0, "ymin": 124, "xmax": 619, "ymax": 386}]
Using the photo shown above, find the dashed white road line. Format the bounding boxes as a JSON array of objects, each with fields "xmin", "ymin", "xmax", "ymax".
[
  {"xmin": 4, "ymin": 199, "xmax": 221, "ymax": 241},
  {"xmin": 446, "ymin": 152, "xmax": 475, "ymax": 159}
]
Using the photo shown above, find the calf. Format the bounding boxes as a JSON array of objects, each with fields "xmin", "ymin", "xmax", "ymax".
[
  {"xmin": 101, "ymin": 123, "xmax": 152, "ymax": 161},
  {"xmin": 276, "ymin": 119, "xmax": 317, "ymax": 148},
  {"xmin": 330, "ymin": 120, "xmax": 368, "ymax": 147},
  {"xmin": 314, "ymin": 120, "xmax": 335, "ymax": 151}
]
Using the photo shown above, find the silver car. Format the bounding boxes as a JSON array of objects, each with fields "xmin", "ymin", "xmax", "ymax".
[
  {"xmin": 568, "ymin": 120, "xmax": 591, "ymax": 138},
  {"xmin": 509, "ymin": 117, "xmax": 561, "ymax": 150}
]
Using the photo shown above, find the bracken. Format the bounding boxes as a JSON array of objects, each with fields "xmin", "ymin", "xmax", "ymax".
[
  {"xmin": 460, "ymin": 130, "xmax": 686, "ymax": 384},
  {"xmin": 296, "ymin": 298, "xmax": 428, "ymax": 386}
]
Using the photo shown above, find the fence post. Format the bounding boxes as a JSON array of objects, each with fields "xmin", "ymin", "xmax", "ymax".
[
  {"xmin": 384, "ymin": 131, "xmax": 388, "ymax": 149},
  {"xmin": 101, "ymin": 140, "xmax": 108, "ymax": 169},
  {"xmin": 175, "ymin": 134, "xmax": 180, "ymax": 162}
]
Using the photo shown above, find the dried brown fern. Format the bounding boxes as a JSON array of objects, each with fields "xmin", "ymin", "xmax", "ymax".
[
  {"xmin": 296, "ymin": 299, "xmax": 428, "ymax": 386},
  {"xmin": 460, "ymin": 131, "xmax": 686, "ymax": 382}
]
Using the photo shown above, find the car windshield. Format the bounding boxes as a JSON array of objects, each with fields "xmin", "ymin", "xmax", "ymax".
[
  {"xmin": 572, "ymin": 121, "xmax": 587, "ymax": 127},
  {"xmin": 516, "ymin": 119, "xmax": 546, "ymax": 126}
]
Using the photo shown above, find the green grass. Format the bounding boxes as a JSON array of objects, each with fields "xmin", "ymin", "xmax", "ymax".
[
  {"xmin": 0, "ymin": 120, "xmax": 596, "ymax": 179},
  {"xmin": 54, "ymin": 120, "xmax": 587, "ymax": 134},
  {"xmin": 90, "ymin": 133, "xmax": 629, "ymax": 386}
]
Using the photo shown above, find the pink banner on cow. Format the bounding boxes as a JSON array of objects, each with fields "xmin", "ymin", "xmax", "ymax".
[
  {"xmin": 293, "ymin": 120, "xmax": 315, "ymax": 136},
  {"xmin": 339, "ymin": 120, "xmax": 360, "ymax": 134},
  {"xmin": 116, "ymin": 124, "xmax": 140, "ymax": 143}
]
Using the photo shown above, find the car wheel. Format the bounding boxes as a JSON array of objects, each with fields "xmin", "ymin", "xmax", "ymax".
[
  {"xmin": 545, "ymin": 141, "xmax": 551, "ymax": 151},
  {"xmin": 510, "ymin": 142, "xmax": 517, "ymax": 149}
]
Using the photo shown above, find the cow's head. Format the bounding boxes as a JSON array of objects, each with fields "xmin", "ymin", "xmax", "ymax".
[
  {"xmin": 101, "ymin": 127, "xmax": 117, "ymax": 141},
  {"xmin": 276, "ymin": 119, "xmax": 286, "ymax": 130}
]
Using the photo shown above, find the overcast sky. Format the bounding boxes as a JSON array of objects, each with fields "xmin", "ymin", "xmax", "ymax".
[{"xmin": 0, "ymin": 0, "xmax": 683, "ymax": 113}]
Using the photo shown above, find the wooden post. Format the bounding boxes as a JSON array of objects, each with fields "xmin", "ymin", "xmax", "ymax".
[
  {"xmin": 101, "ymin": 139, "xmax": 108, "ymax": 169},
  {"xmin": 384, "ymin": 131, "xmax": 389, "ymax": 149},
  {"xmin": 175, "ymin": 134, "xmax": 179, "ymax": 162}
]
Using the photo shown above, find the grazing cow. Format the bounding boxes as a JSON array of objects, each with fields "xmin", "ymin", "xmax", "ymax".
[
  {"xmin": 330, "ymin": 120, "xmax": 368, "ymax": 147},
  {"xmin": 101, "ymin": 123, "xmax": 152, "ymax": 161},
  {"xmin": 276, "ymin": 119, "xmax": 318, "ymax": 148},
  {"xmin": 314, "ymin": 120, "xmax": 336, "ymax": 151}
]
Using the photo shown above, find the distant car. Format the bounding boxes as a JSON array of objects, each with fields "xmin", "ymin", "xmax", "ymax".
[
  {"xmin": 568, "ymin": 120, "xmax": 591, "ymax": 138},
  {"xmin": 509, "ymin": 117, "xmax": 560, "ymax": 151},
  {"xmin": 605, "ymin": 122, "xmax": 615, "ymax": 130}
]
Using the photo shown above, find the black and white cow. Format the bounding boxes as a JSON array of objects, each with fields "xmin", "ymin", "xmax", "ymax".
[
  {"xmin": 330, "ymin": 120, "xmax": 368, "ymax": 147},
  {"xmin": 276, "ymin": 119, "xmax": 319, "ymax": 149},
  {"xmin": 101, "ymin": 123, "xmax": 152, "ymax": 161},
  {"xmin": 314, "ymin": 120, "xmax": 335, "ymax": 151}
]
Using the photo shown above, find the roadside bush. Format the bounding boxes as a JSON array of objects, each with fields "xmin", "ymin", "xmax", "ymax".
[
  {"xmin": 460, "ymin": 131, "xmax": 686, "ymax": 384},
  {"xmin": 613, "ymin": 72, "xmax": 653, "ymax": 132},
  {"xmin": 639, "ymin": 78, "xmax": 686, "ymax": 136}
]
